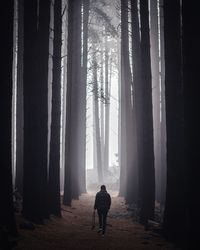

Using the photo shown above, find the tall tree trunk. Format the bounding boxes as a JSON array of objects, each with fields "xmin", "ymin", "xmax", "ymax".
[
  {"xmin": 70, "ymin": 0, "xmax": 82, "ymax": 198},
  {"xmin": 150, "ymin": 0, "xmax": 161, "ymax": 203},
  {"xmin": 63, "ymin": 0, "xmax": 82, "ymax": 204},
  {"xmin": 93, "ymin": 101, "xmax": 97, "ymax": 171},
  {"xmin": 120, "ymin": 0, "xmax": 135, "ymax": 202},
  {"xmin": 93, "ymin": 45, "xmax": 103, "ymax": 183},
  {"xmin": 63, "ymin": 0, "xmax": 74, "ymax": 205},
  {"xmin": 139, "ymin": 0, "xmax": 155, "ymax": 225},
  {"xmin": 23, "ymin": 0, "xmax": 40, "ymax": 222},
  {"xmin": 0, "ymin": 0, "xmax": 17, "ymax": 239},
  {"xmin": 182, "ymin": 1, "xmax": 200, "ymax": 248},
  {"xmin": 15, "ymin": 0, "xmax": 24, "ymax": 195},
  {"xmin": 104, "ymin": 36, "xmax": 109, "ymax": 175},
  {"xmin": 163, "ymin": 0, "xmax": 185, "ymax": 244},
  {"xmin": 23, "ymin": 0, "xmax": 50, "ymax": 222},
  {"xmin": 49, "ymin": 0, "xmax": 62, "ymax": 217},
  {"xmin": 100, "ymin": 45, "xmax": 105, "ymax": 171},
  {"xmin": 60, "ymin": 0, "xmax": 69, "ymax": 193},
  {"xmin": 79, "ymin": 0, "xmax": 90, "ymax": 193},
  {"xmin": 130, "ymin": 0, "xmax": 140, "ymax": 204},
  {"xmin": 159, "ymin": 0, "xmax": 166, "ymax": 208},
  {"xmin": 119, "ymin": 0, "xmax": 128, "ymax": 197}
]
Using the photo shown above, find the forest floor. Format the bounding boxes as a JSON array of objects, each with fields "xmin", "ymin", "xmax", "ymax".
[{"xmin": 14, "ymin": 191, "xmax": 180, "ymax": 250}]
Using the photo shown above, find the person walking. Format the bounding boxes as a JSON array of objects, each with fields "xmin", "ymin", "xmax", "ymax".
[{"xmin": 94, "ymin": 185, "xmax": 111, "ymax": 236}]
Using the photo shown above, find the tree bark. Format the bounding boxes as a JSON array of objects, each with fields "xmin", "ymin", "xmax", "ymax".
[
  {"xmin": 163, "ymin": 0, "xmax": 185, "ymax": 244},
  {"xmin": 63, "ymin": 0, "xmax": 82, "ymax": 204},
  {"xmin": 104, "ymin": 36, "xmax": 110, "ymax": 175},
  {"xmin": 182, "ymin": 1, "xmax": 200, "ymax": 248},
  {"xmin": 49, "ymin": 0, "xmax": 62, "ymax": 217},
  {"xmin": 79, "ymin": 0, "xmax": 90, "ymax": 193},
  {"xmin": 139, "ymin": 0, "xmax": 155, "ymax": 225},
  {"xmin": 150, "ymin": 0, "xmax": 162, "ymax": 203},
  {"xmin": 15, "ymin": 0, "xmax": 24, "ymax": 195},
  {"xmin": 0, "ymin": 0, "xmax": 17, "ymax": 238},
  {"xmin": 23, "ymin": 0, "xmax": 50, "ymax": 222},
  {"xmin": 92, "ymin": 45, "xmax": 103, "ymax": 183}
]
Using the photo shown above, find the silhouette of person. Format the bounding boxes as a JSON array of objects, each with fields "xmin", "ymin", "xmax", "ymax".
[{"xmin": 94, "ymin": 185, "xmax": 111, "ymax": 236}]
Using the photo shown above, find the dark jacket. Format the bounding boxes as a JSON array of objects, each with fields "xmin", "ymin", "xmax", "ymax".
[{"xmin": 94, "ymin": 190, "xmax": 111, "ymax": 211}]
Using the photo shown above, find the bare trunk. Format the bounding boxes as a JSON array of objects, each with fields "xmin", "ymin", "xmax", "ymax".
[{"xmin": 139, "ymin": 0, "xmax": 155, "ymax": 224}]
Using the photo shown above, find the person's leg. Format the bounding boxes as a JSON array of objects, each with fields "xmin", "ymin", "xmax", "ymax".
[
  {"xmin": 102, "ymin": 210, "xmax": 108, "ymax": 235},
  {"xmin": 97, "ymin": 210, "xmax": 102, "ymax": 230}
]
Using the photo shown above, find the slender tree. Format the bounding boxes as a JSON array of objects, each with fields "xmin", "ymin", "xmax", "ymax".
[
  {"xmin": 0, "ymin": 0, "xmax": 17, "ymax": 240},
  {"xmin": 78, "ymin": 0, "xmax": 90, "ymax": 193},
  {"xmin": 150, "ymin": 0, "xmax": 162, "ymax": 203},
  {"xmin": 100, "ymin": 44, "xmax": 105, "ymax": 171},
  {"xmin": 63, "ymin": 0, "xmax": 82, "ymax": 204},
  {"xmin": 158, "ymin": 0, "xmax": 166, "ymax": 208},
  {"xmin": 104, "ymin": 35, "xmax": 110, "ymax": 174},
  {"xmin": 182, "ymin": 1, "xmax": 200, "ymax": 248},
  {"xmin": 23, "ymin": 0, "xmax": 50, "ymax": 222},
  {"xmin": 48, "ymin": 0, "xmax": 62, "ymax": 217},
  {"xmin": 15, "ymin": 0, "xmax": 24, "ymax": 195},
  {"xmin": 92, "ymin": 44, "xmax": 103, "ymax": 183},
  {"xmin": 163, "ymin": 0, "xmax": 185, "ymax": 244},
  {"xmin": 139, "ymin": 0, "xmax": 155, "ymax": 224},
  {"xmin": 129, "ymin": 0, "xmax": 141, "ymax": 204},
  {"xmin": 120, "ymin": 0, "xmax": 134, "ymax": 199},
  {"xmin": 63, "ymin": 0, "xmax": 74, "ymax": 205}
]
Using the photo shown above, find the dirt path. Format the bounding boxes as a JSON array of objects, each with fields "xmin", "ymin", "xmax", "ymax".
[{"xmin": 15, "ymin": 192, "xmax": 180, "ymax": 250}]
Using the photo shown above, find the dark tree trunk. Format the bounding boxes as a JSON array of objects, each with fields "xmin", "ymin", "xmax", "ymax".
[
  {"xmin": 15, "ymin": 0, "xmax": 24, "ymax": 195},
  {"xmin": 93, "ymin": 45, "xmax": 103, "ymax": 183},
  {"xmin": 70, "ymin": 0, "xmax": 82, "ymax": 199},
  {"xmin": 63, "ymin": 0, "xmax": 73, "ymax": 206},
  {"xmin": 0, "ymin": 0, "xmax": 17, "ymax": 239},
  {"xmin": 159, "ymin": 0, "xmax": 166, "ymax": 207},
  {"xmin": 182, "ymin": 1, "xmax": 200, "ymax": 248},
  {"xmin": 63, "ymin": 0, "xmax": 82, "ymax": 204},
  {"xmin": 100, "ymin": 45, "xmax": 105, "ymax": 171},
  {"xmin": 119, "ymin": 0, "xmax": 127, "ymax": 197},
  {"xmin": 48, "ymin": 0, "xmax": 62, "ymax": 217},
  {"xmin": 79, "ymin": 0, "xmax": 90, "ymax": 193},
  {"xmin": 119, "ymin": 0, "xmax": 133, "ymax": 197},
  {"xmin": 150, "ymin": 0, "xmax": 161, "ymax": 203},
  {"xmin": 139, "ymin": 0, "xmax": 155, "ymax": 225},
  {"xmin": 121, "ymin": 0, "xmax": 138, "ymax": 204},
  {"xmin": 23, "ymin": 0, "xmax": 50, "ymax": 223},
  {"xmin": 130, "ymin": 0, "xmax": 141, "ymax": 204},
  {"xmin": 163, "ymin": 0, "xmax": 186, "ymax": 244},
  {"xmin": 104, "ymin": 36, "xmax": 109, "ymax": 174}
]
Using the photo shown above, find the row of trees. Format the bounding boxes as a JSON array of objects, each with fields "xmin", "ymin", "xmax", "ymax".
[
  {"xmin": 1, "ymin": 0, "xmax": 119, "ymax": 234},
  {"xmin": 1, "ymin": 0, "xmax": 200, "ymax": 249},
  {"xmin": 118, "ymin": 0, "xmax": 200, "ymax": 248}
]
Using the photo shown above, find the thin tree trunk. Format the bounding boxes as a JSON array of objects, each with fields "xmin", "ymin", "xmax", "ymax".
[
  {"xmin": 0, "ymin": 0, "xmax": 17, "ymax": 238},
  {"xmin": 120, "ymin": 0, "xmax": 134, "ymax": 201},
  {"xmin": 100, "ymin": 45, "xmax": 105, "ymax": 172},
  {"xmin": 182, "ymin": 1, "xmax": 200, "ymax": 248},
  {"xmin": 150, "ymin": 0, "xmax": 161, "ymax": 203},
  {"xmin": 15, "ymin": 0, "xmax": 24, "ymax": 195},
  {"xmin": 139, "ymin": 0, "xmax": 155, "ymax": 225},
  {"xmin": 79, "ymin": 0, "xmax": 90, "ymax": 193},
  {"xmin": 163, "ymin": 0, "xmax": 185, "ymax": 244},
  {"xmin": 23, "ymin": 0, "xmax": 50, "ymax": 222},
  {"xmin": 159, "ymin": 0, "xmax": 166, "ymax": 208},
  {"xmin": 63, "ymin": 0, "xmax": 82, "ymax": 204},
  {"xmin": 63, "ymin": 0, "xmax": 74, "ymax": 205},
  {"xmin": 49, "ymin": 0, "xmax": 62, "ymax": 217},
  {"xmin": 104, "ymin": 35, "xmax": 109, "ymax": 174},
  {"xmin": 93, "ymin": 45, "xmax": 103, "ymax": 183},
  {"xmin": 70, "ymin": 0, "xmax": 82, "ymax": 198}
]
